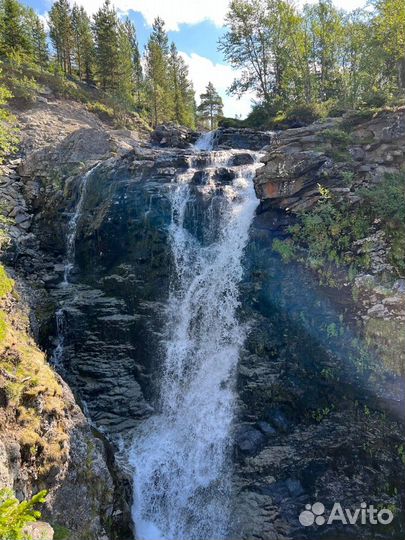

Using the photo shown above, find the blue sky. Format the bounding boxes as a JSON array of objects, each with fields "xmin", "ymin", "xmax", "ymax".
[{"xmin": 28, "ymin": 0, "xmax": 367, "ymax": 118}]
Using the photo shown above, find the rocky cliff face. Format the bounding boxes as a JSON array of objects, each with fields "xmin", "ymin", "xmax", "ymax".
[
  {"xmin": 0, "ymin": 99, "xmax": 143, "ymax": 539},
  {"xmin": 0, "ymin": 266, "xmax": 115, "ymax": 540},
  {"xmin": 255, "ymin": 108, "xmax": 405, "ymax": 211},
  {"xmin": 1, "ymin": 98, "xmax": 404, "ymax": 540},
  {"xmin": 253, "ymin": 108, "xmax": 405, "ymax": 375}
]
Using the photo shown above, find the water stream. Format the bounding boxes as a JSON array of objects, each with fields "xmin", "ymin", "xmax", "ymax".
[
  {"xmin": 130, "ymin": 136, "xmax": 262, "ymax": 539},
  {"xmin": 51, "ymin": 164, "xmax": 98, "ymax": 368}
]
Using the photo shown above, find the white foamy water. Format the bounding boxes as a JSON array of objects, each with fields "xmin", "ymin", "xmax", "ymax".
[
  {"xmin": 193, "ymin": 130, "xmax": 215, "ymax": 151},
  {"xmin": 130, "ymin": 144, "xmax": 262, "ymax": 540},
  {"xmin": 63, "ymin": 164, "xmax": 98, "ymax": 285}
]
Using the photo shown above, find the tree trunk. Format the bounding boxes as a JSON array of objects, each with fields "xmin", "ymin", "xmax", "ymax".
[{"xmin": 398, "ymin": 58, "xmax": 405, "ymax": 92}]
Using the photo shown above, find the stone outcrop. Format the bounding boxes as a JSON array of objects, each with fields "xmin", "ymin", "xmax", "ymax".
[
  {"xmin": 151, "ymin": 123, "xmax": 198, "ymax": 148},
  {"xmin": 255, "ymin": 109, "xmax": 405, "ymax": 211},
  {"xmin": 215, "ymin": 127, "xmax": 273, "ymax": 150}
]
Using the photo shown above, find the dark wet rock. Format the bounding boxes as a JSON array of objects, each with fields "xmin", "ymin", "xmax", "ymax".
[
  {"xmin": 214, "ymin": 167, "xmax": 235, "ymax": 184},
  {"xmin": 236, "ymin": 425, "xmax": 266, "ymax": 456},
  {"xmin": 257, "ymin": 421, "xmax": 277, "ymax": 436},
  {"xmin": 266, "ymin": 408, "xmax": 291, "ymax": 433},
  {"xmin": 229, "ymin": 153, "xmax": 255, "ymax": 166},
  {"xmin": 151, "ymin": 123, "xmax": 198, "ymax": 148},
  {"xmin": 214, "ymin": 127, "xmax": 273, "ymax": 150}
]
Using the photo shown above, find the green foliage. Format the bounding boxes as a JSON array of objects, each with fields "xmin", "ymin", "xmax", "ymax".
[
  {"xmin": 361, "ymin": 173, "xmax": 405, "ymax": 275},
  {"xmin": 283, "ymin": 102, "xmax": 327, "ymax": 125},
  {"xmin": 312, "ymin": 405, "xmax": 333, "ymax": 422},
  {"xmin": 197, "ymin": 82, "xmax": 223, "ymax": 129},
  {"xmin": 52, "ymin": 524, "xmax": 71, "ymax": 540},
  {"xmin": 71, "ymin": 4, "xmax": 94, "ymax": 83},
  {"xmin": 0, "ymin": 69, "xmax": 18, "ymax": 162},
  {"xmin": 169, "ymin": 43, "xmax": 196, "ymax": 128},
  {"xmin": 320, "ymin": 128, "xmax": 353, "ymax": 161},
  {"xmin": 290, "ymin": 197, "xmax": 370, "ymax": 270},
  {"xmin": 0, "ymin": 488, "xmax": 47, "ymax": 540},
  {"xmin": 282, "ymin": 172, "xmax": 405, "ymax": 285},
  {"xmin": 6, "ymin": 74, "xmax": 42, "ymax": 103},
  {"xmin": 0, "ymin": 310, "xmax": 6, "ymax": 344},
  {"xmin": 0, "ymin": 265, "xmax": 14, "ymax": 298},
  {"xmin": 0, "ymin": 0, "xmax": 195, "ymax": 129},
  {"xmin": 218, "ymin": 116, "xmax": 245, "ymax": 128},
  {"xmin": 321, "ymin": 128, "xmax": 353, "ymax": 147},
  {"xmin": 220, "ymin": 0, "xmax": 405, "ymax": 121},
  {"xmin": 272, "ymin": 238, "xmax": 295, "ymax": 262},
  {"xmin": 49, "ymin": 0, "xmax": 74, "ymax": 76},
  {"xmin": 86, "ymin": 101, "xmax": 114, "ymax": 120}
]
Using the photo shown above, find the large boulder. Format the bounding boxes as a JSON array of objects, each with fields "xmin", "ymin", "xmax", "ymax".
[{"xmin": 151, "ymin": 123, "xmax": 198, "ymax": 148}]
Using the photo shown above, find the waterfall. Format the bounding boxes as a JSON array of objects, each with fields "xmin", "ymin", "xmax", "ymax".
[
  {"xmin": 130, "ymin": 142, "xmax": 262, "ymax": 540},
  {"xmin": 51, "ymin": 164, "xmax": 98, "ymax": 367},
  {"xmin": 63, "ymin": 164, "xmax": 98, "ymax": 285},
  {"xmin": 193, "ymin": 130, "xmax": 215, "ymax": 151}
]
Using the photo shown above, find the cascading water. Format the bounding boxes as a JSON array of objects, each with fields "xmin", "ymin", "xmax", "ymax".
[
  {"xmin": 51, "ymin": 164, "xmax": 98, "ymax": 367},
  {"xmin": 130, "ymin": 136, "xmax": 262, "ymax": 540},
  {"xmin": 193, "ymin": 130, "xmax": 215, "ymax": 151}
]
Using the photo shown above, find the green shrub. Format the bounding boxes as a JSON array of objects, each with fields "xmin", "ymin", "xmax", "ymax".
[
  {"xmin": 86, "ymin": 101, "xmax": 114, "ymax": 121},
  {"xmin": 319, "ymin": 127, "xmax": 353, "ymax": 162},
  {"xmin": 218, "ymin": 116, "xmax": 245, "ymax": 128},
  {"xmin": 52, "ymin": 524, "xmax": 71, "ymax": 540},
  {"xmin": 321, "ymin": 128, "xmax": 353, "ymax": 146},
  {"xmin": 361, "ymin": 173, "xmax": 405, "ymax": 275},
  {"xmin": 289, "ymin": 197, "xmax": 370, "ymax": 271},
  {"xmin": 284, "ymin": 102, "xmax": 324, "ymax": 125},
  {"xmin": 0, "ymin": 488, "xmax": 47, "ymax": 540},
  {"xmin": 0, "ymin": 214, "xmax": 12, "ymax": 251},
  {"xmin": 283, "ymin": 172, "xmax": 405, "ymax": 281},
  {"xmin": 61, "ymin": 80, "xmax": 88, "ymax": 103},
  {"xmin": 6, "ymin": 76, "xmax": 42, "ymax": 104},
  {"xmin": 341, "ymin": 108, "xmax": 377, "ymax": 130},
  {"xmin": 0, "ymin": 70, "xmax": 19, "ymax": 162}
]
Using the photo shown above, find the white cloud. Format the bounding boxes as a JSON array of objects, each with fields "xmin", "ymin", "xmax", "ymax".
[
  {"xmin": 180, "ymin": 51, "xmax": 256, "ymax": 119},
  {"xmin": 77, "ymin": 0, "xmax": 368, "ymax": 30},
  {"xmin": 79, "ymin": 0, "xmax": 230, "ymax": 30}
]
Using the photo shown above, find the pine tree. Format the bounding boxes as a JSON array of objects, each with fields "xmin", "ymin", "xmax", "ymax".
[
  {"xmin": 197, "ymin": 82, "xmax": 223, "ymax": 129},
  {"xmin": 112, "ymin": 21, "xmax": 135, "ymax": 114},
  {"xmin": 71, "ymin": 4, "xmax": 94, "ymax": 83},
  {"xmin": 169, "ymin": 43, "xmax": 196, "ymax": 127},
  {"xmin": 145, "ymin": 17, "xmax": 172, "ymax": 126},
  {"xmin": 24, "ymin": 8, "xmax": 49, "ymax": 70},
  {"xmin": 49, "ymin": 0, "xmax": 74, "ymax": 75},
  {"xmin": 93, "ymin": 0, "xmax": 119, "ymax": 91},
  {"xmin": 122, "ymin": 18, "xmax": 143, "ymax": 106},
  {"xmin": 0, "ymin": 0, "xmax": 30, "ymax": 57}
]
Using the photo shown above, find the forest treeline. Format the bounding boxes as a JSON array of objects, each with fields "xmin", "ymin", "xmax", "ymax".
[
  {"xmin": 0, "ymin": 0, "xmax": 225, "ymax": 129},
  {"xmin": 221, "ymin": 0, "xmax": 405, "ymax": 127},
  {"xmin": 0, "ymin": 0, "xmax": 404, "ymax": 131}
]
